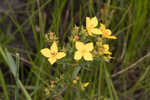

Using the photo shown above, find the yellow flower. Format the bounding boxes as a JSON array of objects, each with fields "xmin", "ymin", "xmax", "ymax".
[
  {"xmin": 44, "ymin": 88, "xmax": 50, "ymax": 96},
  {"xmin": 81, "ymin": 82, "xmax": 89, "ymax": 91},
  {"xmin": 82, "ymin": 82, "xmax": 89, "ymax": 87},
  {"xmin": 100, "ymin": 24, "xmax": 117, "ymax": 39},
  {"xmin": 40, "ymin": 42, "xmax": 66, "ymax": 64},
  {"xmin": 74, "ymin": 41, "xmax": 94, "ymax": 61},
  {"xmin": 50, "ymin": 84, "xmax": 55, "ymax": 88},
  {"xmin": 72, "ymin": 76, "xmax": 80, "ymax": 84},
  {"xmin": 72, "ymin": 80, "xmax": 77, "ymax": 84},
  {"xmin": 103, "ymin": 44, "xmax": 112, "ymax": 55},
  {"xmin": 86, "ymin": 16, "xmax": 102, "ymax": 35},
  {"xmin": 98, "ymin": 44, "xmax": 112, "ymax": 55},
  {"xmin": 49, "ymin": 80, "xmax": 55, "ymax": 88}
]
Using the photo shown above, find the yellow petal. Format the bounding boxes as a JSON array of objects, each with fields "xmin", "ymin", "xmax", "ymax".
[
  {"xmin": 74, "ymin": 51, "xmax": 82, "ymax": 60},
  {"xmin": 105, "ymin": 29, "xmax": 112, "ymax": 35},
  {"xmin": 86, "ymin": 16, "xmax": 98, "ymax": 28},
  {"xmin": 86, "ymin": 17, "xmax": 90, "ymax": 28},
  {"xmin": 56, "ymin": 52, "xmax": 66, "ymax": 59},
  {"xmin": 50, "ymin": 42, "xmax": 58, "ymax": 53},
  {"xmin": 83, "ymin": 52, "xmax": 93, "ymax": 61},
  {"xmin": 90, "ymin": 16, "xmax": 98, "ymax": 27},
  {"xmin": 85, "ymin": 42, "xmax": 94, "ymax": 51},
  {"xmin": 87, "ymin": 29, "xmax": 92, "ymax": 35},
  {"xmin": 91, "ymin": 28, "xmax": 102, "ymax": 35},
  {"xmin": 100, "ymin": 23, "xmax": 106, "ymax": 30},
  {"xmin": 75, "ymin": 41, "xmax": 84, "ymax": 50},
  {"xmin": 107, "ymin": 36, "xmax": 117, "ymax": 39},
  {"xmin": 103, "ymin": 44, "xmax": 112, "ymax": 55},
  {"xmin": 82, "ymin": 82, "xmax": 89, "ymax": 87},
  {"xmin": 104, "ymin": 51, "xmax": 112, "ymax": 55},
  {"xmin": 103, "ymin": 44, "xmax": 109, "ymax": 50},
  {"xmin": 48, "ymin": 57, "xmax": 57, "ymax": 64},
  {"xmin": 40, "ymin": 48, "xmax": 51, "ymax": 57}
]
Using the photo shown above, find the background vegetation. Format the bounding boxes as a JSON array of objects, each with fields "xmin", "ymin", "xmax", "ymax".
[{"xmin": 0, "ymin": 0, "xmax": 150, "ymax": 100}]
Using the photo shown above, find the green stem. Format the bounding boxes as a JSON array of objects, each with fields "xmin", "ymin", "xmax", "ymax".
[
  {"xmin": 15, "ymin": 53, "xmax": 19, "ymax": 100},
  {"xmin": 104, "ymin": 63, "xmax": 119, "ymax": 100},
  {"xmin": 0, "ymin": 70, "xmax": 9, "ymax": 100},
  {"xmin": 98, "ymin": 61, "xmax": 104, "ymax": 100},
  {"xmin": 16, "ymin": 80, "xmax": 32, "ymax": 100}
]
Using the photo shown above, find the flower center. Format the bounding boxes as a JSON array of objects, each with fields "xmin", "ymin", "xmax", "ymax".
[
  {"xmin": 81, "ymin": 49, "xmax": 87, "ymax": 54},
  {"xmin": 51, "ymin": 52, "xmax": 57, "ymax": 57}
]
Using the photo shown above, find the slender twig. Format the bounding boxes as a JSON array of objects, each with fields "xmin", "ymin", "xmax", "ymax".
[
  {"xmin": 111, "ymin": 52, "xmax": 150, "ymax": 78},
  {"xmin": 0, "ymin": 84, "xmax": 36, "ymax": 90},
  {"xmin": 11, "ymin": 53, "xmax": 31, "ymax": 65}
]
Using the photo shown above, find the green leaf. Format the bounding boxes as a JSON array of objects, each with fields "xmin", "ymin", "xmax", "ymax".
[{"xmin": 5, "ymin": 49, "xmax": 17, "ymax": 78}]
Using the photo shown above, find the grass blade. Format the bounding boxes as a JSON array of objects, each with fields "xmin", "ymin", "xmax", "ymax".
[
  {"xmin": 0, "ymin": 47, "xmax": 32, "ymax": 100},
  {"xmin": 0, "ymin": 70, "xmax": 9, "ymax": 100}
]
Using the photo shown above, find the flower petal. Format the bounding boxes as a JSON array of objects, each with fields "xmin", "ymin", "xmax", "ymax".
[
  {"xmin": 48, "ymin": 57, "xmax": 57, "ymax": 64},
  {"xmin": 107, "ymin": 36, "xmax": 117, "ymax": 39},
  {"xmin": 83, "ymin": 52, "xmax": 93, "ymax": 61},
  {"xmin": 87, "ymin": 29, "xmax": 92, "ymax": 35},
  {"xmin": 75, "ymin": 41, "xmax": 85, "ymax": 50},
  {"xmin": 86, "ymin": 17, "xmax": 98, "ymax": 28},
  {"xmin": 91, "ymin": 28, "xmax": 102, "ymax": 35},
  {"xmin": 50, "ymin": 42, "xmax": 58, "ymax": 52},
  {"xmin": 74, "ymin": 51, "xmax": 82, "ymax": 60},
  {"xmin": 82, "ymin": 82, "xmax": 89, "ymax": 87},
  {"xmin": 56, "ymin": 52, "xmax": 66, "ymax": 59},
  {"xmin": 103, "ymin": 44, "xmax": 109, "ymax": 51},
  {"xmin": 100, "ymin": 24, "xmax": 106, "ymax": 31},
  {"xmin": 86, "ymin": 17, "xmax": 90, "ymax": 28},
  {"xmin": 90, "ymin": 17, "xmax": 98, "ymax": 27},
  {"xmin": 104, "ymin": 51, "xmax": 112, "ymax": 55},
  {"xmin": 40, "ymin": 48, "xmax": 51, "ymax": 57},
  {"xmin": 105, "ymin": 29, "xmax": 112, "ymax": 35},
  {"xmin": 85, "ymin": 42, "xmax": 94, "ymax": 51},
  {"xmin": 103, "ymin": 44, "xmax": 112, "ymax": 55}
]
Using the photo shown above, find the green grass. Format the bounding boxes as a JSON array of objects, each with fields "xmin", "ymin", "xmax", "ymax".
[{"xmin": 0, "ymin": 0, "xmax": 150, "ymax": 100}]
